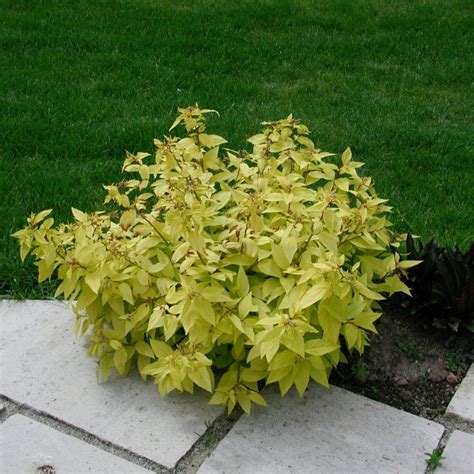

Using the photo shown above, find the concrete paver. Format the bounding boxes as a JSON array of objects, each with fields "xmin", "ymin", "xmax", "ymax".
[
  {"xmin": 0, "ymin": 414, "xmax": 149, "ymax": 473},
  {"xmin": 438, "ymin": 430, "xmax": 474, "ymax": 474},
  {"xmin": 446, "ymin": 364, "xmax": 474, "ymax": 423},
  {"xmin": 3, "ymin": 300, "xmax": 473, "ymax": 474},
  {"xmin": 198, "ymin": 384, "xmax": 444, "ymax": 474},
  {"xmin": 0, "ymin": 300, "xmax": 222, "ymax": 469}
]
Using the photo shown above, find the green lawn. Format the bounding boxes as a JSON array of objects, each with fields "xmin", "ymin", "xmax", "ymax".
[{"xmin": 1, "ymin": 0, "xmax": 473, "ymax": 298}]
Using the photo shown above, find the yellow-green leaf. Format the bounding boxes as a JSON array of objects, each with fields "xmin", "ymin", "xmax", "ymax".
[
  {"xmin": 135, "ymin": 341, "xmax": 155, "ymax": 358},
  {"xmin": 150, "ymin": 340, "xmax": 173, "ymax": 358},
  {"xmin": 300, "ymin": 283, "xmax": 328, "ymax": 309}
]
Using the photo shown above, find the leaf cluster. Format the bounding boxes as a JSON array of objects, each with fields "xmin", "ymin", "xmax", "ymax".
[
  {"xmin": 13, "ymin": 106, "xmax": 416, "ymax": 413},
  {"xmin": 401, "ymin": 234, "xmax": 474, "ymax": 333}
]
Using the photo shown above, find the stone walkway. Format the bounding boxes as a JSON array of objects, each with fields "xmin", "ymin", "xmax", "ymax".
[{"xmin": 1, "ymin": 300, "xmax": 473, "ymax": 473}]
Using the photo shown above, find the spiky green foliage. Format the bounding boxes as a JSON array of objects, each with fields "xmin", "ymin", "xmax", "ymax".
[{"xmin": 402, "ymin": 234, "xmax": 474, "ymax": 332}]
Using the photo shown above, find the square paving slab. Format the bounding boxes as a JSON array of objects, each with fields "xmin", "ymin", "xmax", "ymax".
[
  {"xmin": 437, "ymin": 430, "xmax": 474, "ymax": 474},
  {"xmin": 446, "ymin": 364, "xmax": 474, "ymax": 423},
  {"xmin": 0, "ymin": 300, "xmax": 222, "ymax": 469},
  {"xmin": 0, "ymin": 414, "xmax": 149, "ymax": 473},
  {"xmin": 198, "ymin": 384, "xmax": 444, "ymax": 474}
]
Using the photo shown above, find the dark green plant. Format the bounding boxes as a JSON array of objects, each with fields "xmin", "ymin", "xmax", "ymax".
[
  {"xmin": 401, "ymin": 234, "xmax": 474, "ymax": 333},
  {"xmin": 366, "ymin": 384, "xmax": 381, "ymax": 402},
  {"xmin": 446, "ymin": 351, "xmax": 465, "ymax": 372},
  {"xmin": 397, "ymin": 339, "xmax": 423, "ymax": 362},
  {"xmin": 425, "ymin": 448, "xmax": 445, "ymax": 471},
  {"xmin": 351, "ymin": 359, "xmax": 368, "ymax": 383}
]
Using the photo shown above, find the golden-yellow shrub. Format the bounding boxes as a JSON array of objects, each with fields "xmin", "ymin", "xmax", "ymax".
[{"xmin": 13, "ymin": 107, "xmax": 417, "ymax": 413}]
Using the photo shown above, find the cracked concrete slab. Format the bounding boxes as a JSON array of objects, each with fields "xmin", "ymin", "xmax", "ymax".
[
  {"xmin": 198, "ymin": 384, "xmax": 444, "ymax": 474},
  {"xmin": 0, "ymin": 300, "xmax": 223, "ymax": 469},
  {"xmin": 0, "ymin": 414, "xmax": 150, "ymax": 473},
  {"xmin": 446, "ymin": 364, "xmax": 474, "ymax": 423}
]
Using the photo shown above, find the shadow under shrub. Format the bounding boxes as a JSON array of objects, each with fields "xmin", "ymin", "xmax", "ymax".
[{"xmin": 13, "ymin": 107, "xmax": 417, "ymax": 413}]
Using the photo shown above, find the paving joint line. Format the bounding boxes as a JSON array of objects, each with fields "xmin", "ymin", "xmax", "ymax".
[
  {"xmin": 172, "ymin": 408, "xmax": 242, "ymax": 474},
  {"xmin": 437, "ymin": 413, "xmax": 474, "ymax": 435},
  {"xmin": 0, "ymin": 394, "xmax": 242, "ymax": 473},
  {"xmin": 424, "ymin": 414, "xmax": 474, "ymax": 474},
  {"xmin": 0, "ymin": 394, "xmax": 167, "ymax": 473},
  {"xmin": 424, "ymin": 426, "xmax": 450, "ymax": 474}
]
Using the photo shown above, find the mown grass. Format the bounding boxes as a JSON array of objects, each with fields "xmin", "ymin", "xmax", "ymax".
[{"xmin": 1, "ymin": 0, "xmax": 473, "ymax": 298}]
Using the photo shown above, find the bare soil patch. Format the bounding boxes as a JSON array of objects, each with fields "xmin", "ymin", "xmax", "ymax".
[{"xmin": 331, "ymin": 302, "xmax": 474, "ymax": 420}]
